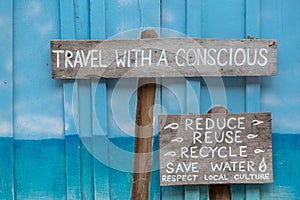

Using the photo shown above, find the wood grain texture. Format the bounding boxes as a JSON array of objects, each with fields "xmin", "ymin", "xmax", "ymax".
[
  {"xmin": 209, "ymin": 185, "xmax": 231, "ymax": 200},
  {"xmin": 130, "ymin": 30, "xmax": 157, "ymax": 200},
  {"xmin": 51, "ymin": 38, "xmax": 277, "ymax": 79},
  {"xmin": 159, "ymin": 112, "xmax": 273, "ymax": 186},
  {"xmin": 208, "ymin": 107, "xmax": 231, "ymax": 200}
]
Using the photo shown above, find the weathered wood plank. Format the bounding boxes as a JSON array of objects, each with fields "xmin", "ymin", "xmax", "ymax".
[
  {"xmin": 51, "ymin": 38, "xmax": 277, "ymax": 79},
  {"xmin": 208, "ymin": 107, "xmax": 232, "ymax": 200},
  {"xmin": 245, "ymin": 0, "xmax": 262, "ymax": 199},
  {"xmin": 159, "ymin": 112, "xmax": 273, "ymax": 186}
]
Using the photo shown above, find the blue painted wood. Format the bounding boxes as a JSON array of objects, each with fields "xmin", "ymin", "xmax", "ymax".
[
  {"xmin": 106, "ymin": 0, "xmax": 141, "ymax": 39},
  {"xmin": 0, "ymin": 139, "xmax": 13, "ymax": 199},
  {"xmin": 13, "ymin": 0, "xmax": 64, "ymax": 199},
  {"xmin": 187, "ymin": 0, "xmax": 203, "ymax": 38},
  {"xmin": 14, "ymin": 139, "xmax": 66, "ymax": 199},
  {"xmin": 74, "ymin": 0, "xmax": 95, "ymax": 199},
  {"xmin": 0, "ymin": 0, "xmax": 14, "ymax": 199},
  {"xmin": 161, "ymin": 0, "xmax": 186, "ymax": 199},
  {"xmin": 185, "ymin": 0, "xmax": 203, "ymax": 198},
  {"xmin": 261, "ymin": 133, "xmax": 300, "ymax": 199},
  {"xmin": 199, "ymin": 185, "xmax": 209, "ymax": 200},
  {"xmin": 0, "ymin": 0, "xmax": 13, "ymax": 138},
  {"xmin": 65, "ymin": 134, "xmax": 81, "ymax": 199},
  {"xmin": 105, "ymin": 0, "xmax": 141, "ymax": 199},
  {"xmin": 261, "ymin": 0, "xmax": 300, "ymax": 134},
  {"xmin": 60, "ymin": 0, "xmax": 81, "ymax": 199},
  {"xmin": 78, "ymin": 80, "xmax": 94, "ymax": 200},
  {"xmin": 106, "ymin": 77, "xmax": 136, "ymax": 199},
  {"xmin": 161, "ymin": 0, "xmax": 186, "ymax": 38},
  {"xmin": 90, "ymin": 0, "xmax": 110, "ymax": 199},
  {"xmin": 13, "ymin": 0, "xmax": 63, "ymax": 140},
  {"xmin": 245, "ymin": 0, "xmax": 261, "ymax": 199}
]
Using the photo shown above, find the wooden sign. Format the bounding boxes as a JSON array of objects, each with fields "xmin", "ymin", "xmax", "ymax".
[
  {"xmin": 158, "ymin": 112, "xmax": 273, "ymax": 186},
  {"xmin": 51, "ymin": 38, "xmax": 277, "ymax": 79}
]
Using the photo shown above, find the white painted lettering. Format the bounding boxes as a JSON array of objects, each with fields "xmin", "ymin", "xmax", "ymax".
[
  {"xmin": 175, "ymin": 48, "xmax": 185, "ymax": 66},
  {"xmin": 157, "ymin": 49, "xmax": 168, "ymax": 66},
  {"xmin": 52, "ymin": 50, "xmax": 64, "ymax": 68}
]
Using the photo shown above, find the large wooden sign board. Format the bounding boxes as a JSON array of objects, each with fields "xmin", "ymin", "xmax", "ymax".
[
  {"xmin": 158, "ymin": 112, "xmax": 273, "ymax": 186},
  {"xmin": 51, "ymin": 38, "xmax": 277, "ymax": 79}
]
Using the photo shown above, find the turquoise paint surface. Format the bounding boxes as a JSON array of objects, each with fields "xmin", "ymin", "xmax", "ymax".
[
  {"xmin": 261, "ymin": 0, "xmax": 300, "ymax": 133},
  {"xmin": 14, "ymin": 139, "xmax": 66, "ymax": 199},
  {"xmin": 13, "ymin": 0, "xmax": 63, "ymax": 139},
  {"xmin": 0, "ymin": 134, "xmax": 298, "ymax": 199}
]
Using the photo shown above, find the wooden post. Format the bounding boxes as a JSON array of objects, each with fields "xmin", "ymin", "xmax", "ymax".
[
  {"xmin": 130, "ymin": 30, "xmax": 158, "ymax": 200},
  {"xmin": 208, "ymin": 106, "xmax": 232, "ymax": 200}
]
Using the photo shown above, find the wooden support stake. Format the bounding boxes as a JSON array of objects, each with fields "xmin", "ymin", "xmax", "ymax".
[
  {"xmin": 208, "ymin": 106, "xmax": 232, "ymax": 200},
  {"xmin": 130, "ymin": 30, "xmax": 158, "ymax": 200}
]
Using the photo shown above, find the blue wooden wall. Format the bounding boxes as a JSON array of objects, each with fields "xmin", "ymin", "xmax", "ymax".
[{"xmin": 0, "ymin": 0, "xmax": 300, "ymax": 199}]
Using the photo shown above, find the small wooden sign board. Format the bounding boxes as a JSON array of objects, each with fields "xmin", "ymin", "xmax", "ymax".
[
  {"xmin": 158, "ymin": 112, "xmax": 273, "ymax": 186},
  {"xmin": 51, "ymin": 38, "xmax": 277, "ymax": 79}
]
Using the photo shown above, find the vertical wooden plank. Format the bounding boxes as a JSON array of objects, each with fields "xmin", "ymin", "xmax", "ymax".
[
  {"xmin": 201, "ymin": 0, "xmax": 246, "ymax": 199},
  {"xmin": 74, "ymin": 0, "xmax": 94, "ymax": 199},
  {"xmin": 0, "ymin": 1, "xmax": 14, "ymax": 198},
  {"xmin": 161, "ymin": 0, "xmax": 186, "ymax": 199},
  {"xmin": 260, "ymin": 0, "xmax": 300, "ymax": 134},
  {"xmin": 262, "ymin": 134, "xmax": 300, "ymax": 199},
  {"xmin": 78, "ymin": 80, "xmax": 94, "ymax": 200},
  {"xmin": 13, "ymin": 0, "xmax": 65, "ymax": 198},
  {"xmin": 60, "ymin": 0, "xmax": 81, "ymax": 199},
  {"xmin": 186, "ymin": 0, "xmax": 205, "ymax": 199},
  {"xmin": 105, "ymin": 1, "xmax": 141, "ymax": 199},
  {"xmin": 90, "ymin": 0, "xmax": 110, "ymax": 199},
  {"xmin": 245, "ymin": 0, "xmax": 261, "ymax": 199}
]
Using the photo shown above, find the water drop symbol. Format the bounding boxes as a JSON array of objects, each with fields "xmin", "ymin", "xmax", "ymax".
[
  {"xmin": 254, "ymin": 149, "xmax": 265, "ymax": 154},
  {"xmin": 171, "ymin": 137, "xmax": 183, "ymax": 143},
  {"xmin": 247, "ymin": 134, "xmax": 258, "ymax": 139},
  {"xmin": 259, "ymin": 157, "xmax": 267, "ymax": 172},
  {"xmin": 164, "ymin": 151, "xmax": 176, "ymax": 157},
  {"xmin": 164, "ymin": 123, "xmax": 179, "ymax": 130},
  {"xmin": 252, "ymin": 119, "xmax": 264, "ymax": 126}
]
